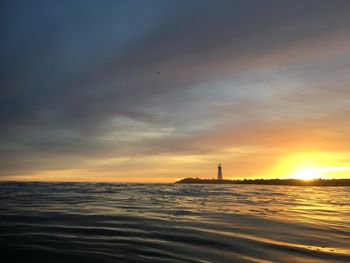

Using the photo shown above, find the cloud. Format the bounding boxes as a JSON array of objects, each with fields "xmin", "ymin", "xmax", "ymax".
[{"xmin": 1, "ymin": 0, "xmax": 350, "ymax": 180}]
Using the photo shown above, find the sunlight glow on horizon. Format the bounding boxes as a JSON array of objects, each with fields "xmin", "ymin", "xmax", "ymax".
[
  {"xmin": 1, "ymin": 149, "xmax": 349, "ymax": 183},
  {"xmin": 291, "ymin": 168, "xmax": 322, "ymax": 181},
  {"xmin": 290, "ymin": 166, "xmax": 350, "ymax": 181}
]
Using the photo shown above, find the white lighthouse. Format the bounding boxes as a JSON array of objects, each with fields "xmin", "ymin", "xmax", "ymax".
[{"xmin": 217, "ymin": 164, "xmax": 223, "ymax": 180}]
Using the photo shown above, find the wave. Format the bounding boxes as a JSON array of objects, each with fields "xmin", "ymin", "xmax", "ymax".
[{"xmin": 0, "ymin": 182, "xmax": 349, "ymax": 262}]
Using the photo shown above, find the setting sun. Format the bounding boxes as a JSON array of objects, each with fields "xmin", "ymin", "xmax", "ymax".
[
  {"xmin": 290, "ymin": 166, "xmax": 350, "ymax": 181},
  {"xmin": 292, "ymin": 168, "xmax": 321, "ymax": 181},
  {"xmin": 272, "ymin": 152, "xmax": 350, "ymax": 181}
]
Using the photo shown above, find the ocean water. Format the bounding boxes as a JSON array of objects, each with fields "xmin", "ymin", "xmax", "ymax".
[{"xmin": 0, "ymin": 183, "xmax": 349, "ymax": 263}]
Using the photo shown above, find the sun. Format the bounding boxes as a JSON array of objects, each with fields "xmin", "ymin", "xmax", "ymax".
[{"xmin": 292, "ymin": 168, "xmax": 321, "ymax": 181}]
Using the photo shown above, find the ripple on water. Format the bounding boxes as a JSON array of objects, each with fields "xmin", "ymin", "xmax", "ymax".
[{"xmin": 0, "ymin": 182, "xmax": 349, "ymax": 262}]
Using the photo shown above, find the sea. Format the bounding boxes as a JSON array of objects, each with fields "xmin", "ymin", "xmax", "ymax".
[{"xmin": 0, "ymin": 182, "xmax": 349, "ymax": 262}]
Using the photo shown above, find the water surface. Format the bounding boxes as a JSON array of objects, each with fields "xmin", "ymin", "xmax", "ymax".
[{"xmin": 0, "ymin": 183, "xmax": 349, "ymax": 262}]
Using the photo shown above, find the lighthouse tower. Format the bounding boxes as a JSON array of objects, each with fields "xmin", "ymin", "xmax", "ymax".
[{"xmin": 217, "ymin": 164, "xmax": 223, "ymax": 180}]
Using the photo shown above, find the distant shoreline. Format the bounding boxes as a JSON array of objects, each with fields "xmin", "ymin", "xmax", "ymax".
[{"xmin": 175, "ymin": 178, "xmax": 350, "ymax": 186}]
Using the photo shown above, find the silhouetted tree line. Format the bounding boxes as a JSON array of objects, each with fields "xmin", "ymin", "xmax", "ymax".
[{"xmin": 176, "ymin": 178, "xmax": 350, "ymax": 186}]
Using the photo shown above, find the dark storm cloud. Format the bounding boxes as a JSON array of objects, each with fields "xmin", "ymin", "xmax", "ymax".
[{"xmin": 1, "ymin": 0, "xmax": 350, "ymax": 177}]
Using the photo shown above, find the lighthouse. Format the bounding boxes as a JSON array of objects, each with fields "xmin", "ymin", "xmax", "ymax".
[{"xmin": 217, "ymin": 164, "xmax": 223, "ymax": 180}]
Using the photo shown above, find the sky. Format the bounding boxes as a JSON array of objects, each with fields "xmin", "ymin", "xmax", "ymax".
[{"xmin": 1, "ymin": 0, "xmax": 350, "ymax": 182}]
